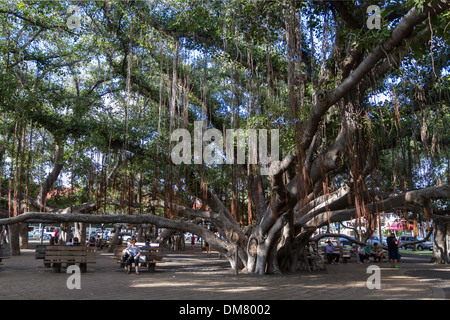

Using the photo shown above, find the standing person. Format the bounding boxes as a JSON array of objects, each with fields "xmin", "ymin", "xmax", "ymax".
[
  {"xmin": 191, "ymin": 235, "xmax": 195, "ymax": 249},
  {"xmin": 124, "ymin": 238, "xmax": 141, "ymax": 274},
  {"xmin": 54, "ymin": 229, "xmax": 59, "ymax": 243},
  {"xmin": 205, "ymin": 240, "xmax": 210, "ymax": 255},
  {"xmin": 387, "ymin": 232, "xmax": 400, "ymax": 268}
]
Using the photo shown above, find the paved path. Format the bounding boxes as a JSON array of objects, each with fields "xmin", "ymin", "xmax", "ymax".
[{"xmin": 0, "ymin": 248, "xmax": 448, "ymax": 300}]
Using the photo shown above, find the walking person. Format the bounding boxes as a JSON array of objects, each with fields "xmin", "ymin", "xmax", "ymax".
[
  {"xmin": 54, "ymin": 229, "xmax": 59, "ymax": 243},
  {"xmin": 191, "ymin": 235, "xmax": 195, "ymax": 249},
  {"xmin": 387, "ymin": 232, "xmax": 400, "ymax": 268},
  {"xmin": 205, "ymin": 240, "xmax": 210, "ymax": 255}
]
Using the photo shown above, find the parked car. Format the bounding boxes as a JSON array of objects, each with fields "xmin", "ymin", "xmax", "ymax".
[
  {"xmin": 398, "ymin": 235, "xmax": 433, "ymax": 251},
  {"xmin": 339, "ymin": 237, "xmax": 354, "ymax": 246},
  {"xmin": 122, "ymin": 235, "xmax": 132, "ymax": 241},
  {"xmin": 31, "ymin": 231, "xmax": 52, "ymax": 240},
  {"xmin": 416, "ymin": 237, "xmax": 433, "ymax": 251},
  {"xmin": 366, "ymin": 235, "xmax": 387, "ymax": 246},
  {"xmin": 319, "ymin": 237, "xmax": 338, "ymax": 246}
]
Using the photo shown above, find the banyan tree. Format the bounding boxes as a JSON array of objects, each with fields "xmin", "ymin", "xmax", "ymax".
[{"xmin": 0, "ymin": 0, "xmax": 449, "ymax": 273}]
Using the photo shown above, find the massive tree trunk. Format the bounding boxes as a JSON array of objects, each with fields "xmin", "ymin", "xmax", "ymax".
[
  {"xmin": 74, "ymin": 222, "xmax": 86, "ymax": 245},
  {"xmin": 19, "ymin": 223, "xmax": 28, "ymax": 249},
  {"xmin": 8, "ymin": 224, "xmax": 20, "ymax": 256},
  {"xmin": 432, "ymin": 217, "xmax": 449, "ymax": 264}
]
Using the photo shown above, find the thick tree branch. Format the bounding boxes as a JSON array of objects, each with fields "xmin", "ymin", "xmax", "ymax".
[
  {"xmin": 301, "ymin": 0, "xmax": 450, "ymax": 154},
  {"xmin": 298, "ymin": 185, "xmax": 450, "ymax": 228}
]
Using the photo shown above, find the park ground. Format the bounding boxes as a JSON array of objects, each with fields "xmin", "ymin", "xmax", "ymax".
[{"xmin": 0, "ymin": 245, "xmax": 448, "ymax": 303}]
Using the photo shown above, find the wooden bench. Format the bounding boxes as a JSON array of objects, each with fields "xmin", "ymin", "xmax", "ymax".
[
  {"xmin": 320, "ymin": 245, "xmax": 352, "ymax": 263},
  {"xmin": 114, "ymin": 245, "xmax": 126, "ymax": 266},
  {"xmin": 44, "ymin": 245, "xmax": 96, "ymax": 273},
  {"xmin": 139, "ymin": 246, "xmax": 164, "ymax": 272},
  {"xmin": 114, "ymin": 244, "xmax": 163, "ymax": 272},
  {"xmin": 35, "ymin": 245, "xmax": 46, "ymax": 259}
]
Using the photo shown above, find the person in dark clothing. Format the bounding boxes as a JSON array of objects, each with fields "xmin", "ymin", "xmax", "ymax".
[
  {"xmin": 325, "ymin": 241, "xmax": 340, "ymax": 264},
  {"xmin": 387, "ymin": 233, "xmax": 400, "ymax": 268}
]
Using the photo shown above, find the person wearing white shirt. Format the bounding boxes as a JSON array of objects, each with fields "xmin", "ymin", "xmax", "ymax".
[{"xmin": 124, "ymin": 238, "xmax": 141, "ymax": 274}]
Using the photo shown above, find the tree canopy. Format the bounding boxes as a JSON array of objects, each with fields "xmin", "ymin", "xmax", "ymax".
[{"xmin": 0, "ymin": 0, "xmax": 449, "ymax": 272}]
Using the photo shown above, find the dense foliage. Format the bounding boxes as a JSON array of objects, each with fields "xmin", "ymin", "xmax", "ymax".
[{"xmin": 0, "ymin": 0, "xmax": 449, "ymax": 270}]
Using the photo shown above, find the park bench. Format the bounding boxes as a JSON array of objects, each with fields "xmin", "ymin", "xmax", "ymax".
[
  {"xmin": 35, "ymin": 244, "xmax": 46, "ymax": 259},
  {"xmin": 320, "ymin": 245, "xmax": 352, "ymax": 263},
  {"xmin": 114, "ymin": 243, "xmax": 163, "ymax": 272},
  {"xmin": 44, "ymin": 245, "xmax": 96, "ymax": 273}
]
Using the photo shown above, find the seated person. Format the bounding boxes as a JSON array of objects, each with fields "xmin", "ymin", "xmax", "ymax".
[
  {"xmin": 325, "ymin": 240, "xmax": 340, "ymax": 264},
  {"xmin": 66, "ymin": 237, "xmax": 81, "ymax": 246},
  {"xmin": 364, "ymin": 243, "xmax": 377, "ymax": 262},
  {"xmin": 87, "ymin": 236, "xmax": 96, "ymax": 247},
  {"xmin": 308, "ymin": 242, "xmax": 318, "ymax": 255},
  {"xmin": 125, "ymin": 236, "xmax": 137, "ymax": 248},
  {"xmin": 123, "ymin": 238, "xmax": 141, "ymax": 274},
  {"xmin": 349, "ymin": 245, "xmax": 358, "ymax": 257},
  {"xmin": 372, "ymin": 243, "xmax": 384, "ymax": 262},
  {"xmin": 357, "ymin": 244, "xmax": 368, "ymax": 263}
]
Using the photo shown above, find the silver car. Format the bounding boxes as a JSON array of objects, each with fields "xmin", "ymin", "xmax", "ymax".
[{"xmin": 398, "ymin": 235, "xmax": 433, "ymax": 251}]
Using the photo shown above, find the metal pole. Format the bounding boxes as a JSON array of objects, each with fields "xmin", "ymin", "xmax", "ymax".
[{"xmin": 40, "ymin": 225, "xmax": 44, "ymax": 245}]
